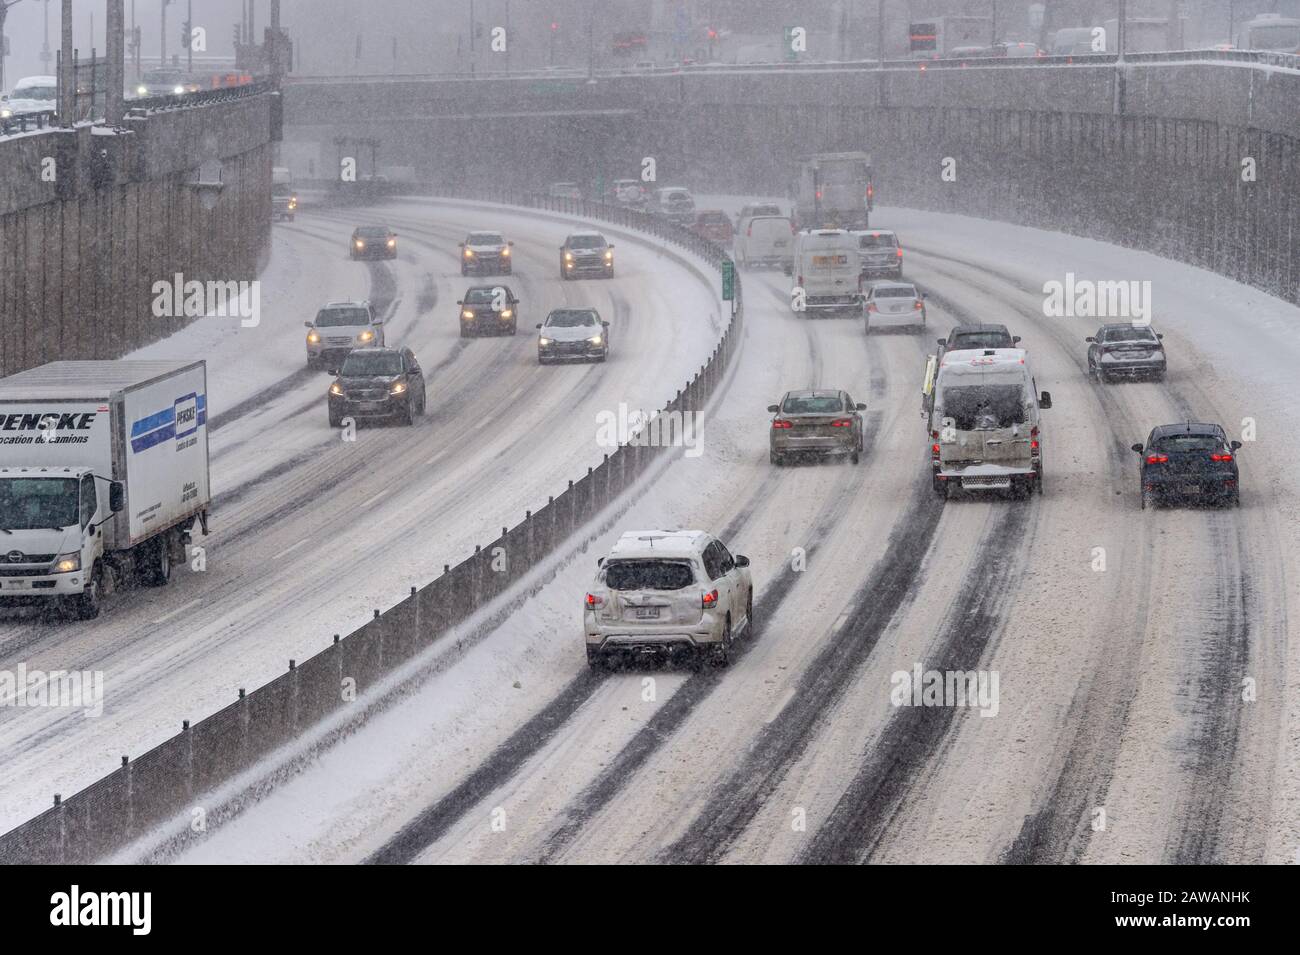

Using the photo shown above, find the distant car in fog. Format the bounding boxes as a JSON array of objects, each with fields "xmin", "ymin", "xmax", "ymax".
[
  {"xmin": 1048, "ymin": 27, "xmax": 1104, "ymax": 55},
  {"xmin": 691, "ymin": 210, "xmax": 734, "ymax": 246},
  {"xmin": 559, "ymin": 232, "xmax": 614, "ymax": 279},
  {"xmin": 1234, "ymin": 14, "xmax": 1300, "ymax": 53},
  {"xmin": 134, "ymin": 68, "xmax": 197, "ymax": 98},
  {"xmin": 459, "ymin": 284, "xmax": 520, "ymax": 337},
  {"xmin": 305, "ymin": 301, "xmax": 384, "ymax": 369},
  {"xmin": 864, "ymin": 281, "xmax": 926, "ymax": 332},
  {"xmin": 1132, "ymin": 422, "xmax": 1240, "ymax": 508},
  {"xmin": 853, "ymin": 229, "xmax": 904, "ymax": 280},
  {"xmin": 350, "ymin": 224, "xmax": 397, "ymax": 260},
  {"xmin": 2, "ymin": 75, "xmax": 57, "ymax": 117},
  {"xmin": 548, "ymin": 182, "xmax": 584, "ymax": 199},
  {"xmin": 652, "ymin": 187, "xmax": 696, "ymax": 225},
  {"xmin": 537, "ymin": 308, "xmax": 609, "ymax": 364},
  {"xmin": 459, "ymin": 231, "xmax": 513, "ymax": 275},
  {"xmin": 1086, "ymin": 323, "xmax": 1166, "ymax": 382},
  {"xmin": 734, "ymin": 215, "xmax": 794, "ymax": 270},
  {"xmin": 610, "ymin": 179, "xmax": 648, "ymax": 207},
  {"xmin": 327, "ymin": 346, "xmax": 426, "ymax": 427}
]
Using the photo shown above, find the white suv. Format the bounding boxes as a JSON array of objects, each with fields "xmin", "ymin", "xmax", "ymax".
[
  {"xmin": 305, "ymin": 301, "xmax": 384, "ymax": 370},
  {"xmin": 585, "ymin": 530, "xmax": 753, "ymax": 669}
]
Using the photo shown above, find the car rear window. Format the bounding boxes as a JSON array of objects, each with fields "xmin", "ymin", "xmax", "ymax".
[
  {"xmin": 859, "ymin": 234, "xmax": 898, "ymax": 248},
  {"xmin": 316, "ymin": 307, "xmax": 370, "ymax": 327},
  {"xmin": 782, "ymin": 395, "xmax": 842, "ymax": 414},
  {"xmin": 951, "ymin": 332, "xmax": 1012, "ymax": 350},
  {"xmin": 1101, "ymin": 326, "xmax": 1157, "ymax": 343},
  {"xmin": 605, "ymin": 560, "xmax": 695, "ymax": 591},
  {"xmin": 697, "ymin": 212, "xmax": 729, "ymax": 225},
  {"xmin": 874, "ymin": 287, "xmax": 916, "ymax": 298},
  {"xmin": 1153, "ymin": 434, "xmax": 1223, "ymax": 453},
  {"xmin": 747, "ymin": 205, "xmax": 782, "ymax": 216},
  {"xmin": 463, "ymin": 288, "xmax": 503, "ymax": 304},
  {"xmin": 940, "ymin": 384, "xmax": 1027, "ymax": 429}
]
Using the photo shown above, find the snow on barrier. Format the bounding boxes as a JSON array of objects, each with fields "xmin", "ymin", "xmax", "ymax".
[{"xmin": 0, "ymin": 191, "xmax": 743, "ymax": 864}]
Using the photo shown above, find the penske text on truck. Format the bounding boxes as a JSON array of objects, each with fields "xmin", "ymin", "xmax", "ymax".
[{"xmin": 0, "ymin": 360, "xmax": 211, "ymax": 618}]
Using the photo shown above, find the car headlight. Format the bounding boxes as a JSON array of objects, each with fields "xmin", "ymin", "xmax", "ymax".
[
  {"xmin": 307, "ymin": 331, "xmax": 320, "ymax": 343},
  {"xmin": 136, "ymin": 85, "xmax": 147, "ymax": 96},
  {"xmin": 53, "ymin": 552, "xmax": 81, "ymax": 573},
  {"xmin": 538, "ymin": 337, "xmax": 553, "ymax": 346},
  {"xmin": 604, "ymin": 250, "xmax": 613, "ymax": 260},
  {"xmin": 500, "ymin": 247, "xmax": 510, "ymax": 257},
  {"xmin": 462, "ymin": 310, "xmax": 476, "ymax": 320},
  {"xmin": 588, "ymin": 335, "xmax": 603, "ymax": 345},
  {"xmin": 289, "ymin": 197, "xmax": 297, "ymax": 209},
  {"xmin": 355, "ymin": 239, "xmax": 365, "ymax": 248},
  {"xmin": 357, "ymin": 330, "xmax": 375, "ymax": 343},
  {"xmin": 390, "ymin": 381, "xmax": 407, "ymax": 395},
  {"xmin": 387, "ymin": 238, "xmax": 396, "ymax": 247},
  {"xmin": 0, "ymin": 108, "xmax": 11, "ymax": 118},
  {"xmin": 329, "ymin": 382, "xmax": 344, "ymax": 396},
  {"xmin": 464, "ymin": 248, "xmax": 474, "ymax": 257},
  {"xmin": 173, "ymin": 85, "xmax": 185, "ymax": 95},
  {"xmin": 500, "ymin": 309, "xmax": 513, "ymax": 319},
  {"xmin": 564, "ymin": 252, "xmax": 574, "ymax": 261}
]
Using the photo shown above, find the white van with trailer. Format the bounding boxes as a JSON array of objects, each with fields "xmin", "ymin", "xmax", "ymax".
[
  {"xmin": 786, "ymin": 229, "xmax": 863, "ymax": 316},
  {"xmin": 0, "ymin": 361, "xmax": 211, "ymax": 618},
  {"xmin": 923, "ymin": 348, "xmax": 1052, "ymax": 499}
]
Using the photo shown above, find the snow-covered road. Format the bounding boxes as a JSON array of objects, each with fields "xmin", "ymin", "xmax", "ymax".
[
  {"xmin": 103, "ymin": 201, "xmax": 1300, "ymax": 866},
  {"xmin": 0, "ymin": 199, "xmax": 720, "ymax": 832}
]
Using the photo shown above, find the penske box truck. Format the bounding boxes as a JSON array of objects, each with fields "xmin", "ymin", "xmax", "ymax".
[{"xmin": 0, "ymin": 361, "xmax": 211, "ymax": 619}]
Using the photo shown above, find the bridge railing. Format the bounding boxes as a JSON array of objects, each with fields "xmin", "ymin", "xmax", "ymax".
[{"xmin": 0, "ymin": 191, "xmax": 742, "ymax": 864}]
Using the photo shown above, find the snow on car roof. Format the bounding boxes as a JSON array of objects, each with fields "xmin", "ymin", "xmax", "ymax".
[
  {"xmin": 940, "ymin": 347, "xmax": 1028, "ymax": 369},
  {"xmin": 608, "ymin": 530, "xmax": 710, "ymax": 559}
]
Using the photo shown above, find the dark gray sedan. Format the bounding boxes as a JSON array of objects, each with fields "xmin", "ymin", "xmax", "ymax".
[
  {"xmin": 768, "ymin": 389, "xmax": 866, "ymax": 465},
  {"xmin": 1087, "ymin": 323, "xmax": 1167, "ymax": 382}
]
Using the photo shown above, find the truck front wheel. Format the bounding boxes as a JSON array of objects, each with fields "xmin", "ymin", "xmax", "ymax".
[{"xmin": 68, "ymin": 563, "xmax": 103, "ymax": 620}]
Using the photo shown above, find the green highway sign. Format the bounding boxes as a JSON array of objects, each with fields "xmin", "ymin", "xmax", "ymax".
[{"xmin": 722, "ymin": 260, "xmax": 735, "ymax": 301}]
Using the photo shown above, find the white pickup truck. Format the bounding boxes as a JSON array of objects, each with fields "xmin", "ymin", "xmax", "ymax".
[{"xmin": 0, "ymin": 361, "xmax": 211, "ymax": 619}]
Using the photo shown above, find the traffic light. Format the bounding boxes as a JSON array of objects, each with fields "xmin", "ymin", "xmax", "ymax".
[{"xmin": 707, "ymin": 28, "xmax": 718, "ymax": 40}]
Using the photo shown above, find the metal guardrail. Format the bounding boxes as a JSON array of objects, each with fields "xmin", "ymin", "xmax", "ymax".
[
  {"xmin": 0, "ymin": 191, "xmax": 742, "ymax": 864},
  {"xmin": 284, "ymin": 47, "xmax": 1300, "ymax": 83},
  {"xmin": 124, "ymin": 79, "xmax": 275, "ymax": 117},
  {"xmin": 0, "ymin": 109, "xmax": 58, "ymax": 137}
]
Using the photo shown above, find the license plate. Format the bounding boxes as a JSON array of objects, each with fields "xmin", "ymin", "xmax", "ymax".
[
  {"xmin": 358, "ymin": 401, "xmax": 385, "ymax": 411},
  {"xmin": 633, "ymin": 607, "xmax": 660, "ymax": 619},
  {"xmin": 774, "ymin": 240, "xmax": 787, "ymax": 247},
  {"xmin": 1181, "ymin": 484, "xmax": 1201, "ymax": 494}
]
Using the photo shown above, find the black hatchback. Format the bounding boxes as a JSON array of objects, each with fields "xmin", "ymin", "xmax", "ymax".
[{"xmin": 1131, "ymin": 423, "xmax": 1241, "ymax": 508}]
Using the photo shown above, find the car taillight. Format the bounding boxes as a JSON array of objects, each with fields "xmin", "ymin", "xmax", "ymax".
[
  {"xmin": 815, "ymin": 190, "xmax": 822, "ymax": 200},
  {"xmin": 866, "ymin": 302, "xmax": 878, "ymax": 312},
  {"xmin": 931, "ymin": 443, "xmax": 941, "ymax": 460},
  {"xmin": 790, "ymin": 223, "xmax": 797, "ymax": 235},
  {"xmin": 914, "ymin": 300, "xmax": 923, "ymax": 309},
  {"xmin": 702, "ymin": 589, "xmax": 718, "ymax": 609},
  {"xmin": 747, "ymin": 224, "xmax": 753, "ymax": 237},
  {"xmin": 831, "ymin": 419, "xmax": 852, "ymax": 428},
  {"xmin": 772, "ymin": 419, "xmax": 793, "ymax": 429},
  {"xmin": 586, "ymin": 593, "xmax": 603, "ymax": 607},
  {"xmin": 1211, "ymin": 453, "xmax": 1233, "ymax": 462},
  {"xmin": 797, "ymin": 275, "xmax": 804, "ymax": 286},
  {"xmin": 867, "ymin": 184, "xmax": 874, "ymax": 199},
  {"xmin": 1146, "ymin": 454, "xmax": 1169, "ymax": 464},
  {"xmin": 896, "ymin": 248, "xmax": 903, "ymax": 258}
]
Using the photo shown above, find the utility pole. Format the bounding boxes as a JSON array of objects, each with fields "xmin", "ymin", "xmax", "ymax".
[
  {"xmin": 468, "ymin": 0, "xmax": 474, "ymax": 74},
  {"xmin": 1116, "ymin": 0, "xmax": 1126, "ymax": 59},
  {"xmin": 185, "ymin": 0, "xmax": 191, "ymax": 73},
  {"xmin": 0, "ymin": 0, "xmax": 25, "ymax": 95},
  {"xmin": 106, "ymin": 0, "xmax": 124, "ymax": 123},
  {"xmin": 586, "ymin": 0, "xmax": 594, "ymax": 82},
  {"xmin": 41, "ymin": 0, "xmax": 52, "ymax": 71},
  {"xmin": 58, "ymin": 0, "xmax": 72, "ymax": 122},
  {"xmin": 160, "ymin": 0, "xmax": 171, "ymax": 67},
  {"xmin": 877, "ymin": 0, "xmax": 885, "ymax": 65}
]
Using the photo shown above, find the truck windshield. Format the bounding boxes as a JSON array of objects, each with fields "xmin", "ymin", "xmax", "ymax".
[
  {"xmin": 0, "ymin": 477, "xmax": 80, "ymax": 531},
  {"xmin": 940, "ymin": 384, "xmax": 1027, "ymax": 429}
]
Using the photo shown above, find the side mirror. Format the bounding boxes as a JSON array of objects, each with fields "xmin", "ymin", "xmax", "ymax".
[
  {"xmin": 1230, "ymin": 440, "xmax": 1242, "ymax": 450},
  {"xmin": 855, "ymin": 402, "xmax": 867, "ymax": 410},
  {"xmin": 1085, "ymin": 336, "xmax": 1096, "ymax": 343},
  {"xmin": 602, "ymin": 320, "xmax": 610, "ymax": 327},
  {"xmin": 734, "ymin": 555, "xmax": 750, "ymax": 568},
  {"xmin": 1131, "ymin": 443, "xmax": 1145, "ymax": 454},
  {"xmin": 456, "ymin": 300, "xmax": 463, "ymax": 306},
  {"xmin": 1156, "ymin": 333, "xmax": 1164, "ymax": 340},
  {"xmin": 937, "ymin": 338, "xmax": 947, "ymax": 348},
  {"xmin": 109, "ymin": 481, "xmax": 125, "ymax": 513},
  {"xmin": 535, "ymin": 323, "xmax": 543, "ymax": 329},
  {"xmin": 373, "ymin": 318, "xmax": 384, "ymax": 325},
  {"xmin": 766, "ymin": 404, "xmax": 779, "ymax": 413},
  {"xmin": 458, "ymin": 242, "xmax": 465, "ymax": 247},
  {"xmin": 327, "ymin": 368, "xmax": 340, "ymax": 377},
  {"xmin": 304, "ymin": 321, "xmax": 314, "ymax": 328},
  {"xmin": 596, "ymin": 557, "xmax": 605, "ymax": 567},
  {"xmin": 921, "ymin": 292, "xmax": 928, "ymax": 299},
  {"xmin": 1038, "ymin": 391, "xmax": 1052, "ymax": 409},
  {"xmin": 508, "ymin": 241, "xmax": 514, "ymax": 247},
  {"xmin": 1012, "ymin": 336, "xmax": 1021, "ymax": 343}
]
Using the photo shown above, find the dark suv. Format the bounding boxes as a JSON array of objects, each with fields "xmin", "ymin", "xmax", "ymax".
[
  {"xmin": 458, "ymin": 284, "xmax": 519, "ymax": 337},
  {"xmin": 559, "ymin": 232, "xmax": 614, "ymax": 280},
  {"xmin": 350, "ymin": 224, "xmax": 397, "ymax": 260},
  {"xmin": 1131, "ymin": 422, "xmax": 1241, "ymax": 508},
  {"xmin": 327, "ymin": 346, "xmax": 426, "ymax": 427}
]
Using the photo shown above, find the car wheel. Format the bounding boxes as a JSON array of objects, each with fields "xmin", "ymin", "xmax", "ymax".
[
  {"xmin": 1154, "ymin": 370, "xmax": 1167, "ymax": 383},
  {"xmin": 710, "ymin": 615, "xmax": 733, "ymax": 668},
  {"xmin": 586, "ymin": 647, "xmax": 607, "ymax": 671},
  {"xmin": 68, "ymin": 562, "xmax": 103, "ymax": 620},
  {"xmin": 850, "ymin": 451, "xmax": 860, "ymax": 465},
  {"xmin": 1141, "ymin": 487, "xmax": 1154, "ymax": 510},
  {"xmin": 328, "ymin": 407, "xmax": 343, "ymax": 428},
  {"xmin": 509, "ymin": 321, "xmax": 517, "ymax": 336},
  {"xmin": 597, "ymin": 350, "xmax": 608, "ymax": 363},
  {"xmin": 746, "ymin": 589, "xmax": 754, "ymax": 634},
  {"xmin": 933, "ymin": 474, "xmax": 948, "ymax": 498},
  {"xmin": 400, "ymin": 397, "xmax": 414, "ymax": 426},
  {"xmin": 863, "ymin": 319, "xmax": 871, "ymax": 335},
  {"xmin": 459, "ymin": 324, "xmax": 470, "ymax": 338},
  {"xmin": 770, "ymin": 449, "xmax": 782, "ymax": 467}
]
